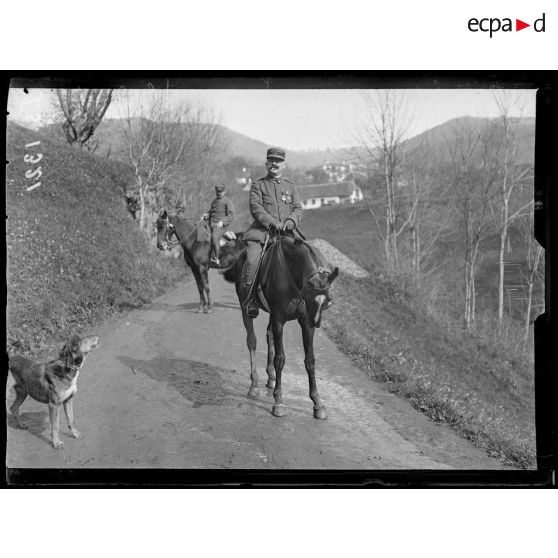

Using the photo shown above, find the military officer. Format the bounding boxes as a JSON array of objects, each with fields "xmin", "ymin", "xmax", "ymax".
[
  {"xmin": 203, "ymin": 183, "xmax": 235, "ymax": 266},
  {"xmin": 242, "ymin": 147, "xmax": 303, "ymax": 317}
]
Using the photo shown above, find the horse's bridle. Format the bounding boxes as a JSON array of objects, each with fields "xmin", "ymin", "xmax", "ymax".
[
  {"xmin": 275, "ymin": 234, "xmax": 332, "ymax": 314},
  {"xmin": 161, "ymin": 217, "xmax": 181, "ymax": 249},
  {"xmin": 159, "ymin": 214, "xmax": 197, "ymax": 250}
]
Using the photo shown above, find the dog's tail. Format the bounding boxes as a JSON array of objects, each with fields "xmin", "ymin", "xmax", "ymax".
[{"xmin": 8, "ymin": 355, "xmax": 31, "ymax": 375}]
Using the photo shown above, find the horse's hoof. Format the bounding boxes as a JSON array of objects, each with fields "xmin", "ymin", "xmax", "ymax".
[
  {"xmin": 196, "ymin": 308, "xmax": 204, "ymax": 314},
  {"xmin": 247, "ymin": 387, "xmax": 260, "ymax": 398},
  {"xmin": 205, "ymin": 308, "xmax": 214, "ymax": 314},
  {"xmin": 314, "ymin": 407, "xmax": 327, "ymax": 420},
  {"xmin": 266, "ymin": 380, "xmax": 276, "ymax": 390},
  {"xmin": 272, "ymin": 404, "xmax": 287, "ymax": 417}
]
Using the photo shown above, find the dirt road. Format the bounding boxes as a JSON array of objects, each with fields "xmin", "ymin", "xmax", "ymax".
[{"xmin": 7, "ymin": 271, "xmax": 508, "ymax": 470}]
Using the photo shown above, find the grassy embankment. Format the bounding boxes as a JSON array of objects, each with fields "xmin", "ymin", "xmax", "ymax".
[
  {"xmin": 6, "ymin": 123, "xmax": 185, "ymax": 358},
  {"xmin": 303, "ymin": 203, "xmax": 536, "ymax": 468}
]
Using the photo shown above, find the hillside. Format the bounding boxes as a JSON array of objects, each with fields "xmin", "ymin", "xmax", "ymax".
[
  {"xmin": 6, "ymin": 122, "xmax": 185, "ymax": 357},
  {"xmin": 400, "ymin": 116, "xmax": 536, "ymax": 165},
  {"xmin": 302, "ymin": 203, "xmax": 536, "ymax": 467}
]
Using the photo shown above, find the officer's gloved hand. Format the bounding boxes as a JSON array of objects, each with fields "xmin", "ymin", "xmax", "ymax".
[
  {"xmin": 270, "ymin": 221, "xmax": 283, "ymax": 232},
  {"xmin": 284, "ymin": 219, "xmax": 295, "ymax": 231}
]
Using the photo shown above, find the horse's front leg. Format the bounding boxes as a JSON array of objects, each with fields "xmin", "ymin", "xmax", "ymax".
[
  {"xmin": 190, "ymin": 266, "xmax": 206, "ymax": 313},
  {"xmin": 265, "ymin": 317, "xmax": 276, "ymax": 389},
  {"xmin": 242, "ymin": 311, "xmax": 260, "ymax": 398},
  {"xmin": 299, "ymin": 316, "xmax": 327, "ymax": 419},
  {"xmin": 201, "ymin": 268, "xmax": 213, "ymax": 314},
  {"xmin": 271, "ymin": 316, "xmax": 287, "ymax": 417}
]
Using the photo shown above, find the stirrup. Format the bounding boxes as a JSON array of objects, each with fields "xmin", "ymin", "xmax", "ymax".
[{"xmin": 245, "ymin": 299, "xmax": 259, "ymax": 318}]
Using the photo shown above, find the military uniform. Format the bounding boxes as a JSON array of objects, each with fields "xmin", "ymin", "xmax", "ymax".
[
  {"xmin": 207, "ymin": 185, "xmax": 234, "ymax": 262},
  {"xmin": 242, "ymin": 173, "xmax": 303, "ymax": 286}
]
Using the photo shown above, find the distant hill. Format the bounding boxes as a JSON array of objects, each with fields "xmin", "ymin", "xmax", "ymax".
[
  {"xmin": 38, "ymin": 114, "xmax": 535, "ymax": 172},
  {"xmin": 39, "ymin": 118, "xmax": 359, "ymax": 170},
  {"xmin": 400, "ymin": 116, "xmax": 535, "ymax": 165}
]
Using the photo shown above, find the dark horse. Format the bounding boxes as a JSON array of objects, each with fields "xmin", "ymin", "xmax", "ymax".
[
  {"xmin": 156, "ymin": 209, "xmax": 244, "ymax": 314},
  {"xmin": 223, "ymin": 231, "xmax": 338, "ymax": 419}
]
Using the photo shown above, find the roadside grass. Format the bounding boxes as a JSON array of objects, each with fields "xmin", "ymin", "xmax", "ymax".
[
  {"xmin": 6, "ymin": 123, "xmax": 185, "ymax": 358},
  {"xmin": 303, "ymin": 203, "xmax": 536, "ymax": 468}
]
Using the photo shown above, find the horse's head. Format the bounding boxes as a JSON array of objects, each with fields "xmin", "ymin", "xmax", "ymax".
[
  {"xmin": 156, "ymin": 209, "xmax": 176, "ymax": 251},
  {"xmin": 302, "ymin": 264, "xmax": 338, "ymax": 328},
  {"xmin": 281, "ymin": 237, "xmax": 339, "ymax": 328}
]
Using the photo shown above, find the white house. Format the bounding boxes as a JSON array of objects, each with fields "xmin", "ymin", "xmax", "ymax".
[
  {"xmin": 323, "ymin": 162, "xmax": 352, "ymax": 182},
  {"xmin": 298, "ymin": 180, "xmax": 364, "ymax": 210}
]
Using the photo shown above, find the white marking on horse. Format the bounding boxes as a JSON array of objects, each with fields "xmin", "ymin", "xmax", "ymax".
[{"xmin": 314, "ymin": 295, "xmax": 326, "ymax": 324}]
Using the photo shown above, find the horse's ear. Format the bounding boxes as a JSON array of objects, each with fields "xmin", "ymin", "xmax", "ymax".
[
  {"xmin": 328, "ymin": 267, "xmax": 339, "ymax": 284},
  {"xmin": 159, "ymin": 209, "xmax": 167, "ymax": 218}
]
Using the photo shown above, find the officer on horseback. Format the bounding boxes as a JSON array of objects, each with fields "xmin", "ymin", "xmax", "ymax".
[
  {"xmin": 242, "ymin": 147, "xmax": 303, "ymax": 317},
  {"xmin": 203, "ymin": 183, "xmax": 235, "ymax": 266}
]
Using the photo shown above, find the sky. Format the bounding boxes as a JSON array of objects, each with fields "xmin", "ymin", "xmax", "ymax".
[{"xmin": 7, "ymin": 87, "xmax": 536, "ymax": 151}]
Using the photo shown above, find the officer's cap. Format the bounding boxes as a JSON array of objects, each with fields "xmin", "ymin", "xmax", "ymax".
[
  {"xmin": 215, "ymin": 184, "xmax": 226, "ymax": 193},
  {"xmin": 266, "ymin": 147, "xmax": 286, "ymax": 161}
]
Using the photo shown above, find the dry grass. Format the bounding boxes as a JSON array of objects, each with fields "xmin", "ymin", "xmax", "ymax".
[{"xmin": 304, "ymin": 203, "xmax": 536, "ymax": 469}]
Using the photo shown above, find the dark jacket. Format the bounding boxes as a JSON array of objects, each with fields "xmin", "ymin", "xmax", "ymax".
[
  {"xmin": 244, "ymin": 175, "xmax": 303, "ymax": 242},
  {"xmin": 208, "ymin": 196, "xmax": 234, "ymax": 227}
]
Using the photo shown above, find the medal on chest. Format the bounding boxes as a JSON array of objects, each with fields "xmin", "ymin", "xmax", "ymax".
[{"xmin": 280, "ymin": 189, "xmax": 292, "ymax": 203}]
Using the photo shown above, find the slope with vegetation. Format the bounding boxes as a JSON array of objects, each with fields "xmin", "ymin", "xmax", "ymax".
[
  {"xmin": 303, "ymin": 203, "xmax": 536, "ymax": 468},
  {"xmin": 6, "ymin": 122, "xmax": 185, "ymax": 357}
]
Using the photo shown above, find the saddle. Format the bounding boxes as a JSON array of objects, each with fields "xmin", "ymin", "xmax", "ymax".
[
  {"xmin": 196, "ymin": 221, "xmax": 237, "ymax": 245},
  {"xmin": 219, "ymin": 230, "xmax": 237, "ymax": 246}
]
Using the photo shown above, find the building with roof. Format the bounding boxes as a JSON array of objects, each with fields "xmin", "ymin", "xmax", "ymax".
[
  {"xmin": 322, "ymin": 162, "xmax": 353, "ymax": 182},
  {"xmin": 298, "ymin": 180, "xmax": 363, "ymax": 210}
]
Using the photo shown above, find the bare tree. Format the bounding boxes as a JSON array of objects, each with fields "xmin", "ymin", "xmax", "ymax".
[
  {"xmin": 446, "ymin": 119, "xmax": 500, "ymax": 328},
  {"xmin": 517, "ymin": 211, "xmax": 544, "ymax": 341},
  {"xmin": 489, "ymin": 91, "xmax": 534, "ymax": 327},
  {"xmin": 119, "ymin": 90, "xmax": 224, "ymax": 230},
  {"xmin": 358, "ymin": 91, "xmax": 412, "ymax": 270},
  {"xmin": 173, "ymin": 110, "xmax": 226, "ymax": 216},
  {"xmin": 400, "ymin": 137, "xmax": 453, "ymax": 284},
  {"xmin": 55, "ymin": 89, "xmax": 113, "ymax": 149}
]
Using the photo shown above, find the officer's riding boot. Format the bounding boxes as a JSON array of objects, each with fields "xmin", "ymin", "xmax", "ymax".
[
  {"xmin": 244, "ymin": 282, "xmax": 259, "ymax": 318},
  {"xmin": 209, "ymin": 241, "xmax": 220, "ymax": 266}
]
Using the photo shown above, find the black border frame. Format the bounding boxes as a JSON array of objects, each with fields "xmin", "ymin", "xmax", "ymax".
[{"xmin": 2, "ymin": 71, "xmax": 556, "ymax": 487}]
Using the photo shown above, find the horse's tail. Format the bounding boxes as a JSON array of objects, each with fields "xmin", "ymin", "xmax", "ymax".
[{"xmin": 221, "ymin": 264, "xmax": 238, "ymax": 283}]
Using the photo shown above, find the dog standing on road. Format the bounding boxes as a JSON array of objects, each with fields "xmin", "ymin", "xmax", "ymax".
[{"xmin": 8, "ymin": 334, "xmax": 100, "ymax": 449}]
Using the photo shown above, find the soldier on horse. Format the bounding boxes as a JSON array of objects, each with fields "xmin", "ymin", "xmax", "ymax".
[{"xmin": 203, "ymin": 183, "xmax": 235, "ymax": 267}]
